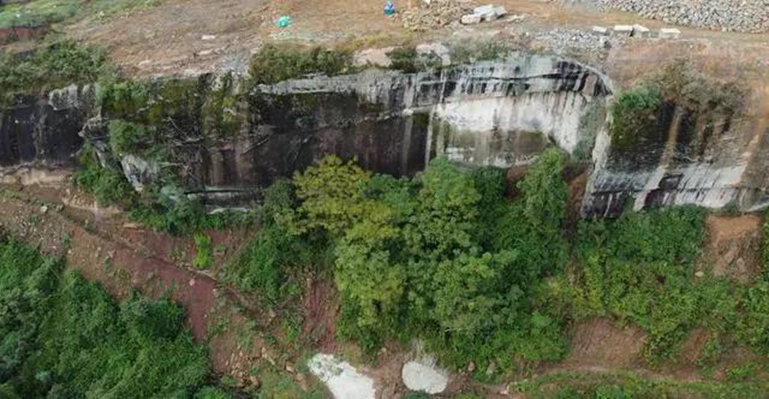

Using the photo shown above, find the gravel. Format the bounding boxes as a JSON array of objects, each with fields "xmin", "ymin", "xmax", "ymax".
[
  {"xmin": 553, "ymin": 0, "xmax": 769, "ymax": 33},
  {"xmin": 399, "ymin": 0, "xmax": 475, "ymax": 31},
  {"xmin": 533, "ymin": 28, "xmax": 620, "ymax": 56}
]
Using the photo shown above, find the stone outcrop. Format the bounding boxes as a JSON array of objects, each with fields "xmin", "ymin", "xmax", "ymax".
[
  {"xmin": 3, "ymin": 52, "xmax": 768, "ymax": 218},
  {"xmin": 582, "ymin": 97, "xmax": 769, "ymax": 217},
  {"xmin": 0, "ymin": 85, "xmax": 95, "ymax": 172}
]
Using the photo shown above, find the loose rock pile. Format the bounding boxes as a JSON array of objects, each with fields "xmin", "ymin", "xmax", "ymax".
[
  {"xmin": 535, "ymin": 28, "xmax": 618, "ymax": 56},
  {"xmin": 400, "ymin": 0, "xmax": 475, "ymax": 31},
  {"xmin": 556, "ymin": 0, "xmax": 769, "ymax": 33}
]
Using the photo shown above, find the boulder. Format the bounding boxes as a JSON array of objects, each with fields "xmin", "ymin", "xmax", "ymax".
[
  {"xmin": 460, "ymin": 13, "xmax": 481, "ymax": 25},
  {"xmin": 612, "ymin": 25, "xmax": 634, "ymax": 36},
  {"xmin": 592, "ymin": 25, "xmax": 609, "ymax": 35},
  {"xmin": 659, "ymin": 28, "xmax": 682, "ymax": 39}
]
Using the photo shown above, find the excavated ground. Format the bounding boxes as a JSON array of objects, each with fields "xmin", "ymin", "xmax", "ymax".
[
  {"xmin": 2, "ymin": 0, "xmax": 769, "ymax": 396},
  {"xmin": 57, "ymin": 0, "xmax": 769, "ymax": 86}
]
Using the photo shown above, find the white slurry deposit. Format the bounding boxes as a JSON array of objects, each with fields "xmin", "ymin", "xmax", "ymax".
[
  {"xmin": 402, "ymin": 357, "xmax": 450, "ymax": 394},
  {"xmin": 432, "ymin": 91, "xmax": 591, "ymax": 158},
  {"xmin": 307, "ymin": 354, "xmax": 375, "ymax": 399}
]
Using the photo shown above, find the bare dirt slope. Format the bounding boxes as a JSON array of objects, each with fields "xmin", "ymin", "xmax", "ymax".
[
  {"xmin": 63, "ymin": 0, "xmax": 769, "ymax": 80},
  {"xmin": 703, "ymin": 214, "xmax": 763, "ymax": 283}
]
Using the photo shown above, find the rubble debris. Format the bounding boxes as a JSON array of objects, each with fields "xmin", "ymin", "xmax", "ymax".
[
  {"xmin": 458, "ymin": 3, "xmax": 508, "ymax": 27},
  {"xmin": 400, "ymin": 0, "xmax": 473, "ymax": 31},
  {"xmin": 568, "ymin": 0, "xmax": 769, "ymax": 33},
  {"xmin": 460, "ymin": 14, "xmax": 481, "ymax": 25}
]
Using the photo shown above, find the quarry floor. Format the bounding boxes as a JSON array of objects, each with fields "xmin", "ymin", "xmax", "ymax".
[{"xmin": 0, "ymin": 171, "xmax": 766, "ymax": 397}]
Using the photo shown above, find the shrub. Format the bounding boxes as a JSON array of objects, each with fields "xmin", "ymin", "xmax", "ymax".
[
  {"xmin": 0, "ymin": 239, "xmax": 215, "ymax": 397},
  {"xmin": 449, "ymin": 41, "xmax": 512, "ymax": 65},
  {"xmin": 72, "ymin": 145, "xmax": 136, "ymax": 207},
  {"xmin": 0, "ymin": 41, "xmax": 111, "ymax": 104},
  {"xmin": 227, "ymin": 224, "xmax": 311, "ymax": 303},
  {"xmin": 99, "ymin": 80, "xmax": 150, "ymax": 119},
  {"xmin": 610, "ymin": 85, "xmax": 661, "ymax": 150},
  {"xmin": 249, "ymin": 44, "xmax": 353, "ymax": 85},
  {"xmin": 192, "ymin": 233, "xmax": 213, "ymax": 269},
  {"xmin": 291, "ymin": 155, "xmax": 372, "ymax": 237},
  {"xmin": 108, "ymin": 119, "xmax": 151, "ymax": 157}
]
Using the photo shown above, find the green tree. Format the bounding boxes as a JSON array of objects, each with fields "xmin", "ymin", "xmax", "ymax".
[{"xmin": 292, "ymin": 156, "xmax": 372, "ymax": 237}]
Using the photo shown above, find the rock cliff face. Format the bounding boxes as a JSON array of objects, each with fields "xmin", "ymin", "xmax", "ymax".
[
  {"xmin": 1, "ymin": 54, "xmax": 766, "ymax": 217},
  {"xmin": 255, "ymin": 56, "xmax": 610, "ymax": 172},
  {"xmin": 582, "ymin": 100, "xmax": 769, "ymax": 217},
  {"xmin": 0, "ymin": 85, "xmax": 94, "ymax": 172}
]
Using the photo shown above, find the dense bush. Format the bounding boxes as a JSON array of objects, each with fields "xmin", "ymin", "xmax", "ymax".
[
  {"xmin": 108, "ymin": 119, "xmax": 152, "ymax": 157},
  {"xmin": 261, "ymin": 149, "xmax": 571, "ymax": 372},
  {"xmin": 249, "ymin": 44, "xmax": 354, "ymax": 85},
  {"xmin": 226, "ymin": 179, "xmax": 313, "ymax": 304},
  {"xmin": 0, "ymin": 40, "xmax": 112, "ymax": 104},
  {"xmin": 571, "ymin": 206, "xmax": 769, "ymax": 360},
  {"xmin": 0, "ymin": 238, "xmax": 215, "ymax": 397}
]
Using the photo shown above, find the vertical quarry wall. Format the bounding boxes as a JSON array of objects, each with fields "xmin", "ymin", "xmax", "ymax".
[
  {"xmin": 582, "ymin": 99, "xmax": 769, "ymax": 217},
  {"xmin": 0, "ymin": 85, "xmax": 94, "ymax": 171},
  {"xmin": 2, "ymin": 53, "xmax": 767, "ymax": 217}
]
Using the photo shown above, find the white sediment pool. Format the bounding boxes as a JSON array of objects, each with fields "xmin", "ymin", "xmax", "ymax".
[{"xmin": 307, "ymin": 354, "xmax": 375, "ymax": 399}]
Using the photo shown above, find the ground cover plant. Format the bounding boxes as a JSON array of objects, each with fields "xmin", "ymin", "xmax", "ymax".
[{"xmin": 0, "ymin": 237, "xmax": 227, "ymax": 397}]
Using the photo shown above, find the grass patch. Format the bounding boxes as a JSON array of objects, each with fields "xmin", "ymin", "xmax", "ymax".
[
  {"xmin": 193, "ymin": 233, "xmax": 213, "ymax": 269},
  {"xmin": 516, "ymin": 370, "xmax": 769, "ymax": 398},
  {"xmin": 0, "ymin": 0, "xmax": 158, "ymax": 29}
]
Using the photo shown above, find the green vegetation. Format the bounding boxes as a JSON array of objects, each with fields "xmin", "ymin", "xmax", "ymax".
[
  {"xmin": 217, "ymin": 150, "xmax": 769, "ymax": 387},
  {"xmin": 193, "ymin": 233, "xmax": 213, "ymax": 269},
  {"xmin": 449, "ymin": 40, "xmax": 513, "ymax": 65},
  {"xmin": 386, "ymin": 46, "xmax": 442, "ymax": 73},
  {"xmin": 237, "ymin": 151, "xmax": 570, "ymax": 374},
  {"xmin": 610, "ymin": 85, "xmax": 661, "ymax": 150},
  {"xmin": 73, "ymin": 146, "xmax": 251, "ymax": 234},
  {"xmin": 249, "ymin": 44, "xmax": 354, "ymax": 85},
  {"xmin": 517, "ymin": 370, "xmax": 769, "ymax": 398},
  {"xmin": 610, "ymin": 62, "xmax": 744, "ymax": 151},
  {"xmin": 572, "ymin": 206, "xmax": 769, "ymax": 363},
  {"xmin": 108, "ymin": 119, "xmax": 152, "ymax": 157},
  {"xmin": 0, "ymin": 40, "xmax": 112, "ymax": 104},
  {"xmin": 0, "ymin": 0, "xmax": 157, "ymax": 29},
  {"xmin": 0, "ymin": 238, "xmax": 217, "ymax": 397},
  {"xmin": 72, "ymin": 145, "xmax": 136, "ymax": 207},
  {"xmin": 225, "ymin": 179, "xmax": 314, "ymax": 305}
]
